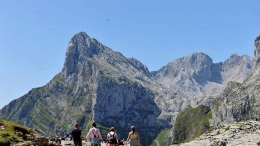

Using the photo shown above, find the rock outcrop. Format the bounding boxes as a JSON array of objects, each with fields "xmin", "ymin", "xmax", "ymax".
[
  {"xmin": 255, "ymin": 35, "xmax": 260, "ymax": 64},
  {"xmin": 176, "ymin": 120, "xmax": 260, "ymax": 146},
  {"xmin": 212, "ymin": 35, "xmax": 260, "ymax": 126},
  {"xmin": 0, "ymin": 118, "xmax": 60, "ymax": 146}
]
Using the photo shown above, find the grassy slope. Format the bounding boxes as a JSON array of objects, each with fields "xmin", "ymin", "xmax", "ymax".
[
  {"xmin": 151, "ymin": 128, "xmax": 172, "ymax": 146},
  {"xmin": 173, "ymin": 105, "xmax": 212, "ymax": 144},
  {"xmin": 0, "ymin": 118, "xmax": 35, "ymax": 145}
]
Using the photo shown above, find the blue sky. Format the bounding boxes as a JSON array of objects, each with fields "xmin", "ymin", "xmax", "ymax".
[{"xmin": 0, "ymin": 0, "xmax": 259, "ymax": 109}]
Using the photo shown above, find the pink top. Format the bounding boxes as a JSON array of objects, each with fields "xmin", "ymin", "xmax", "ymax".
[
  {"xmin": 86, "ymin": 127, "xmax": 102, "ymax": 139},
  {"xmin": 107, "ymin": 131, "xmax": 117, "ymax": 146}
]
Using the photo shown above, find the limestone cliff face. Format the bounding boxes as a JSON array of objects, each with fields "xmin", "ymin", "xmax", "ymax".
[
  {"xmin": 212, "ymin": 35, "xmax": 260, "ymax": 126},
  {"xmin": 61, "ymin": 32, "xmax": 151, "ymax": 85},
  {"xmin": 59, "ymin": 32, "xmax": 161, "ymax": 130},
  {"xmin": 221, "ymin": 54, "xmax": 254, "ymax": 84}
]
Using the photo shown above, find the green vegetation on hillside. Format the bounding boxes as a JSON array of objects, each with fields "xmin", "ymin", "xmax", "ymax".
[
  {"xmin": 173, "ymin": 105, "xmax": 212, "ymax": 144},
  {"xmin": 151, "ymin": 128, "xmax": 172, "ymax": 146},
  {"xmin": 0, "ymin": 118, "xmax": 35, "ymax": 145}
]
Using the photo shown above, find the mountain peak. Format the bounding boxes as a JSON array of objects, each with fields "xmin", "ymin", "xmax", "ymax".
[
  {"xmin": 73, "ymin": 31, "xmax": 89, "ymax": 38},
  {"xmin": 69, "ymin": 32, "xmax": 92, "ymax": 45},
  {"xmin": 69, "ymin": 32, "xmax": 100, "ymax": 53},
  {"xmin": 191, "ymin": 52, "xmax": 208, "ymax": 56},
  {"xmin": 62, "ymin": 32, "xmax": 106, "ymax": 78},
  {"xmin": 188, "ymin": 52, "xmax": 212, "ymax": 63},
  {"xmin": 230, "ymin": 53, "xmax": 239, "ymax": 58}
]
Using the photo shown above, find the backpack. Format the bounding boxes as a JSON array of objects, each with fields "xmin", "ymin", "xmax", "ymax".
[
  {"xmin": 90, "ymin": 129, "xmax": 101, "ymax": 145},
  {"xmin": 108, "ymin": 132, "xmax": 117, "ymax": 144},
  {"xmin": 92, "ymin": 129, "xmax": 98, "ymax": 138}
]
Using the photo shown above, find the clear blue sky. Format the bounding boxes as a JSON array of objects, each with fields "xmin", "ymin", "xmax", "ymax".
[{"xmin": 0, "ymin": 0, "xmax": 259, "ymax": 109}]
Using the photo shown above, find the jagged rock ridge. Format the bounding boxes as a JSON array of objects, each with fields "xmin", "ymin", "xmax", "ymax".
[
  {"xmin": 212, "ymin": 35, "xmax": 260, "ymax": 126},
  {"xmin": 152, "ymin": 52, "xmax": 254, "ymax": 97}
]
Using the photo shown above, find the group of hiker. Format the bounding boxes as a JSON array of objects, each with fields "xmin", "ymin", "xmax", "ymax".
[{"xmin": 70, "ymin": 122, "xmax": 141, "ymax": 146}]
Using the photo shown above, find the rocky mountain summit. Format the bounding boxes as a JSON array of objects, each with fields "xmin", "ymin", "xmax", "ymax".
[
  {"xmin": 0, "ymin": 32, "xmax": 258, "ymax": 145},
  {"xmin": 152, "ymin": 52, "xmax": 254, "ymax": 97},
  {"xmin": 176, "ymin": 120, "xmax": 260, "ymax": 146}
]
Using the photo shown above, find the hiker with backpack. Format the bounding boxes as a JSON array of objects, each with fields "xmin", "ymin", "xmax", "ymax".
[
  {"xmin": 86, "ymin": 122, "xmax": 103, "ymax": 146},
  {"xmin": 126, "ymin": 126, "xmax": 140, "ymax": 146},
  {"xmin": 106, "ymin": 127, "xmax": 118, "ymax": 146}
]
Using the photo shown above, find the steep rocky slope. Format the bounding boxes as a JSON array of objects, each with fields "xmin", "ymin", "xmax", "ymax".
[{"xmin": 212, "ymin": 35, "xmax": 260, "ymax": 126}]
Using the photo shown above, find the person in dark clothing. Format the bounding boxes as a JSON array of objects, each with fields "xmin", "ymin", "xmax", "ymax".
[
  {"xmin": 55, "ymin": 136, "xmax": 61, "ymax": 144},
  {"xmin": 71, "ymin": 123, "xmax": 82, "ymax": 146}
]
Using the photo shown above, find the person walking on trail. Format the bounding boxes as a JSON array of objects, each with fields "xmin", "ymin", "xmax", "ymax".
[
  {"xmin": 71, "ymin": 123, "xmax": 82, "ymax": 146},
  {"xmin": 86, "ymin": 122, "xmax": 102, "ymax": 146},
  {"xmin": 127, "ymin": 126, "xmax": 140, "ymax": 146},
  {"xmin": 106, "ymin": 127, "xmax": 118, "ymax": 146}
]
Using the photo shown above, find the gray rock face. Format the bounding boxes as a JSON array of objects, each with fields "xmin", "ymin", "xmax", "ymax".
[
  {"xmin": 152, "ymin": 52, "xmax": 254, "ymax": 97},
  {"xmin": 221, "ymin": 54, "xmax": 254, "ymax": 84},
  {"xmin": 94, "ymin": 78, "xmax": 160, "ymax": 128},
  {"xmin": 212, "ymin": 35, "xmax": 260, "ymax": 126}
]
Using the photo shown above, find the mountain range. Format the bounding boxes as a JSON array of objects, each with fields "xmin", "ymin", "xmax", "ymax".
[{"xmin": 0, "ymin": 32, "xmax": 259, "ymax": 145}]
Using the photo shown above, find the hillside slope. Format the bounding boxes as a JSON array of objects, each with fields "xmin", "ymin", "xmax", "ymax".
[
  {"xmin": 172, "ymin": 105, "xmax": 212, "ymax": 144},
  {"xmin": 0, "ymin": 118, "xmax": 57, "ymax": 146}
]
